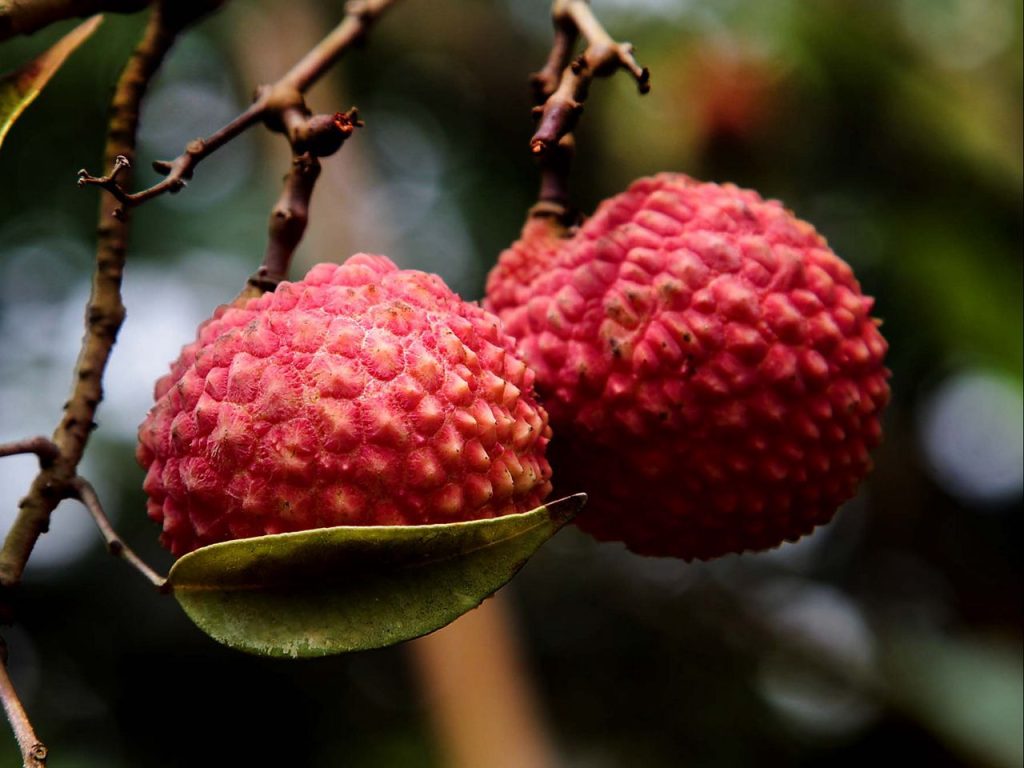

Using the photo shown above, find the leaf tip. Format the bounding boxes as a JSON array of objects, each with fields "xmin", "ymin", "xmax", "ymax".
[{"xmin": 547, "ymin": 493, "xmax": 588, "ymax": 525}]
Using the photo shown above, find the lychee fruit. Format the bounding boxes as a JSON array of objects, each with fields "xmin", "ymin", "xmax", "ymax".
[
  {"xmin": 485, "ymin": 173, "xmax": 890, "ymax": 560},
  {"xmin": 138, "ymin": 254, "xmax": 553, "ymax": 556}
]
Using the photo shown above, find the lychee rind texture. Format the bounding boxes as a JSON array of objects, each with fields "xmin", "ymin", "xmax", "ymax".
[
  {"xmin": 485, "ymin": 174, "xmax": 890, "ymax": 561},
  {"xmin": 138, "ymin": 254, "xmax": 553, "ymax": 556}
]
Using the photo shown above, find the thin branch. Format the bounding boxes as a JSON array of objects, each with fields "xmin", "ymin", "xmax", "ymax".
[
  {"xmin": 0, "ymin": 2, "xmax": 183, "ymax": 589},
  {"xmin": 564, "ymin": 0, "xmax": 648, "ymax": 83},
  {"xmin": 280, "ymin": 0, "xmax": 396, "ymax": 93},
  {"xmin": 0, "ymin": 0, "xmax": 148, "ymax": 42},
  {"xmin": 0, "ymin": 438, "xmax": 58, "ymax": 465},
  {"xmin": 0, "ymin": 639, "xmax": 47, "ymax": 768},
  {"xmin": 531, "ymin": 0, "xmax": 649, "ymax": 156},
  {"xmin": 529, "ymin": 14, "xmax": 577, "ymax": 104},
  {"xmin": 78, "ymin": 0, "xmax": 399, "ymax": 211},
  {"xmin": 70, "ymin": 478, "xmax": 168, "ymax": 592},
  {"xmin": 527, "ymin": 0, "xmax": 649, "ymax": 224},
  {"xmin": 241, "ymin": 109, "xmax": 362, "ymax": 298},
  {"xmin": 245, "ymin": 152, "xmax": 322, "ymax": 296}
]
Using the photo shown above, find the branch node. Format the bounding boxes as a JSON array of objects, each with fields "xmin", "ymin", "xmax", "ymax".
[
  {"xmin": 527, "ymin": 0, "xmax": 650, "ymax": 211},
  {"xmin": 0, "ymin": 438, "xmax": 60, "ymax": 467},
  {"xmin": 76, "ymin": 0, "xmax": 399, "ymax": 209}
]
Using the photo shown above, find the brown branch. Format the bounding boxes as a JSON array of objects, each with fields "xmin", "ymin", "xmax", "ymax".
[
  {"xmin": 526, "ymin": 0, "xmax": 649, "ymax": 225},
  {"xmin": 0, "ymin": 639, "xmax": 46, "ymax": 768},
  {"xmin": 244, "ymin": 151, "xmax": 322, "ymax": 296},
  {"xmin": 0, "ymin": 2, "xmax": 183, "ymax": 590},
  {"xmin": 78, "ymin": 0, "xmax": 399, "ymax": 211},
  {"xmin": 529, "ymin": 13, "xmax": 577, "ymax": 104},
  {"xmin": 531, "ymin": 0, "xmax": 649, "ymax": 156},
  {"xmin": 0, "ymin": 0, "xmax": 148, "ymax": 42},
  {"xmin": 0, "ymin": 438, "xmax": 58, "ymax": 465},
  {"xmin": 240, "ymin": 107, "xmax": 362, "ymax": 298},
  {"xmin": 279, "ymin": 0, "xmax": 395, "ymax": 93},
  {"xmin": 534, "ymin": 134, "xmax": 576, "ymax": 220},
  {"xmin": 70, "ymin": 477, "xmax": 168, "ymax": 591}
]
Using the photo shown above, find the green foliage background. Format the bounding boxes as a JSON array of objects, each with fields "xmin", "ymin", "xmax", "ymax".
[{"xmin": 0, "ymin": 0, "xmax": 1021, "ymax": 766}]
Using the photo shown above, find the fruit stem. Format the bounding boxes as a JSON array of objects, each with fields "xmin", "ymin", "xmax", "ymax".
[
  {"xmin": 531, "ymin": 0, "xmax": 649, "ymax": 156},
  {"xmin": 528, "ymin": 0, "xmax": 649, "ymax": 225},
  {"xmin": 533, "ymin": 134, "xmax": 577, "ymax": 232},
  {"xmin": 240, "ymin": 103, "xmax": 367, "ymax": 298},
  {"xmin": 241, "ymin": 151, "xmax": 323, "ymax": 297}
]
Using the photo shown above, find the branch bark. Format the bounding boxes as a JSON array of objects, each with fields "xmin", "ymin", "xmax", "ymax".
[
  {"xmin": 528, "ymin": 0, "xmax": 649, "ymax": 223},
  {"xmin": 0, "ymin": 0, "xmax": 148, "ymax": 42},
  {"xmin": 0, "ymin": 439, "xmax": 58, "ymax": 465},
  {"xmin": 243, "ymin": 152, "xmax": 322, "ymax": 297},
  {"xmin": 531, "ymin": 0, "xmax": 648, "ymax": 155},
  {"xmin": 78, "ymin": 0, "xmax": 399, "ymax": 212},
  {"xmin": 0, "ymin": 639, "xmax": 46, "ymax": 768},
  {"xmin": 0, "ymin": 2, "xmax": 183, "ymax": 589}
]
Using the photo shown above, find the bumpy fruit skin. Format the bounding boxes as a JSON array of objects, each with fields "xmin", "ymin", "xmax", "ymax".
[
  {"xmin": 138, "ymin": 254, "xmax": 552, "ymax": 556},
  {"xmin": 486, "ymin": 174, "xmax": 890, "ymax": 560}
]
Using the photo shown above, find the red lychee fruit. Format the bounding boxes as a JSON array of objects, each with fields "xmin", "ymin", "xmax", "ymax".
[
  {"xmin": 485, "ymin": 173, "xmax": 890, "ymax": 560},
  {"xmin": 138, "ymin": 254, "xmax": 553, "ymax": 556}
]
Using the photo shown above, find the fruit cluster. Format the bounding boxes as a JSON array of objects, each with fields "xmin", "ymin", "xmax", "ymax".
[{"xmin": 139, "ymin": 174, "xmax": 889, "ymax": 561}]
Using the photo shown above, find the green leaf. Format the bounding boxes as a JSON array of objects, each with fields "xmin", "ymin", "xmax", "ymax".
[
  {"xmin": 0, "ymin": 15, "xmax": 103, "ymax": 151},
  {"xmin": 168, "ymin": 494, "xmax": 586, "ymax": 658}
]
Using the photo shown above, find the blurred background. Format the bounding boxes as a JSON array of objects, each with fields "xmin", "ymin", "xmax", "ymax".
[{"xmin": 0, "ymin": 0, "xmax": 1021, "ymax": 765}]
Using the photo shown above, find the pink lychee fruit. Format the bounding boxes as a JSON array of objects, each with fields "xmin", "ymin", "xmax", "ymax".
[
  {"xmin": 138, "ymin": 254, "xmax": 553, "ymax": 556},
  {"xmin": 485, "ymin": 173, "xmax": 890, "ymax": 560}
]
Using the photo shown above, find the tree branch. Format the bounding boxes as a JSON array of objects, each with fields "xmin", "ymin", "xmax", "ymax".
[
  {"xmin": 526, "ymin": 0, "xmax": 649, "ymax": 224},
  {"xmin": 531, "ymin": 0, "xmax": 649, "ymax": 157},
  {"xmin": 241, "ymin": 108, "xmax": 362, "ymax": 297},
  {"xmin": 78, "ymin": 0, "xmax": 399, "ymax": 212},
  {"xmin": 529, "ymin": 12, "xmax": 577, "ymax": 104},
  {"xmin": 0, "ymin": 0, "xmax": 148, "ymax": 42},
  {"xmin": 70, "ymin": 477, "xmax": 168, "ymax": 591},
  {"xmin": 0, "ymin": 1, "xmax": 184, "ymax": 589},
  {"xmin": 244, "ymin": 152, "xmax": 322, "ymax": 296},
  {"xmin": 0, "ymin": 438, "xmax": 58, "ymax": 465},
  {"xmin": 0, "ymin": 639, "xmax": 46, "ymax": 768},
  {"xmin": 278, "ymin": 0, "xmax": 394, "ymax": 93}
]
